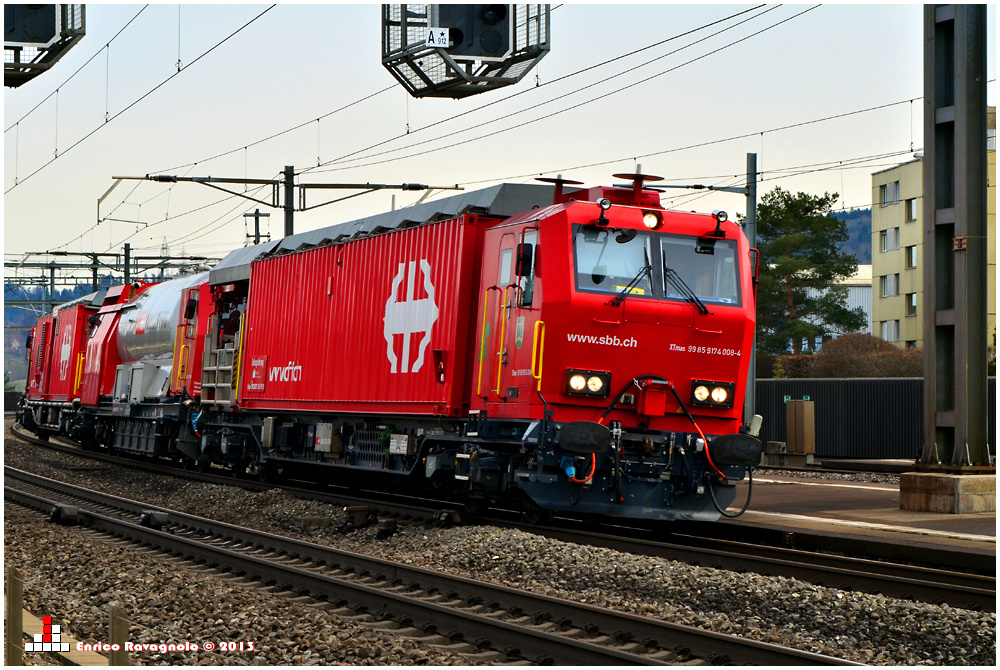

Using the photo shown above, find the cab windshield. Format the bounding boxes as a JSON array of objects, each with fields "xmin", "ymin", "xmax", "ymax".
[
  {"xmin": 573, "ymin": 226, "xmax": 651, "ymax": 296},
  {"xmin": 572, "ymin": 224, "xmax": 741, "ymax": 307},
  {"xmin": 661, "ymin": 236, "xmax": 740, "ymax": 305}
]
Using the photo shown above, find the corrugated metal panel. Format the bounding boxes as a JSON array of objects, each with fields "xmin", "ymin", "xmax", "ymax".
[
  {"xmin": 240, "ymin": 216, "xmax": 480, "ymax": 415},
  {"xmin": 846, "ymin": 285, "xmax": 872, "ymax": 333},
  {"xmin": 756, "ymin": 378, "xmax": 996, "ymax": 458},
  {"xmin": 209, "ymin": 241, "xmax": 279, "ymax": 285}
]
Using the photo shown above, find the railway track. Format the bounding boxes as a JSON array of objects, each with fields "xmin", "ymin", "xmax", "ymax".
[
  {"xmin": 5, "ymin": 466, "xmax": 851, "ymax": 666},
  {"xmin": 9, "ymin": 423, "xmax": 465, "ymax": 525},
  {"xmin": 498, "ymin": 518, "xmax": 996, "ymax": 613},
  {"xmin": 9, "ymin": 422, "xmax": 995, "ymax": 614}
]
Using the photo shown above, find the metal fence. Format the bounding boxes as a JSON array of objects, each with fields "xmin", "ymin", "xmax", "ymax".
[{"xmin": 756, "ymin": 378, "xmax": 997, "ymax": 459}]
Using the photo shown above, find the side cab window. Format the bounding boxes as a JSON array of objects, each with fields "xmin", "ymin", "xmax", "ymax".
[{"xmin": 517, "ymin": 229, "xmax": 538, "ymax": 307}]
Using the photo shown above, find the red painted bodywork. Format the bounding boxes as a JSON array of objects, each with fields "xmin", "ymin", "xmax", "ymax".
[
  {"xmin": 235, "ymin": 187, "xmax": 754, "ymax": 437},
  {"xmin": 26, "ymin": 302, "xmax": 97, "ymax": 402},
  {"xmin": 471, "ymin": 197, "xmax": 755, "ymax": 436},
  {"xmin": 25, "ymin": 313, "xmax": 55, "ymax": 400},
  {"xmin": 239, "ymin": 215, "xmax": 494, "ymax": 415},
  {"xmin": 171, "ymin": 282, "xmax": 214, "ymax": 398},
  {"xmin": 78, "ymin": 283, "xmax": 148, "ymax": 406}
]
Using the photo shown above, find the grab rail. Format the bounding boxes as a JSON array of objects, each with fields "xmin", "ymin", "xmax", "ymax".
[
  {"xmin": 531, "ymin": 320, "xmax": 546, "ymax": 391},
  {"xmin": 476, "ymin": 287, "xmax": 501, "ymax": 396}
]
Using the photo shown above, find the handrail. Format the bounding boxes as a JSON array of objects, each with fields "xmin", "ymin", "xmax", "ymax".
[
  {"xmin": 177, "ymin": 344, "xmax": 190, "ymax": 388},
  {"xmin": 476, "ymin": 287, "xmax": 501, "ymax": 396},
  {"xmin": 234, "ymin": 312, "xmax": 247, "ymax": 403},
  {"xmin": 492, "ymin": 286, "xmax": 511, "ymax": 394},
  {"xmin": 531, "ymin": 320, "xmax": 546, "ymax": 392},
  {"xmin": 73, "ymin": 352, "xmax": 84, "ymax": 396},
  {"xmin": 171, "ymin": 323, "xmax": 186, "ymax": 392}
]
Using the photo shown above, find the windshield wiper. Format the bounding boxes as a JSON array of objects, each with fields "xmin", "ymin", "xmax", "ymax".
[
  {"xmin": 608, "ymin": 247, "xmax": 651, "ymax": 307},
  {"xmin": 663, "ymin": 259, "xmax": 710, "ymax": 315}
]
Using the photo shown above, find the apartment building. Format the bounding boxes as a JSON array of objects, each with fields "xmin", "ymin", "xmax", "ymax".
[{"xmin": 871, "ymin": 107, "xmax": 996, "ymax": 349}]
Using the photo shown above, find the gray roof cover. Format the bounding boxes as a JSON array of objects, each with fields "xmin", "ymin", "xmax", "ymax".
[
  {"xmin": 53, "ymin": 289, "xmax": 108, "ymax": 313},
  {"xmin": 209, "ymin": 183, "xmax": 563, "ymax": 286}
]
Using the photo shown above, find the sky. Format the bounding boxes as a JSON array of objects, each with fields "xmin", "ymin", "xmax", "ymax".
[{"xmin": 3, "ymin": 3, "xmax": 997, "ymax": 269}]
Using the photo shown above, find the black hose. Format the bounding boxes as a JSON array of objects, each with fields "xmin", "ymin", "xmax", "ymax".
[
  {"xmin": 706, "ymin": 466, "xmax": 754, "ymax": 518},
  {"xmin": 536, "ymin": 389, "xmax": 551, "ymax": 445}
]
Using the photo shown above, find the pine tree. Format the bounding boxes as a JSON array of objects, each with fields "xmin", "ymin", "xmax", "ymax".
[{"xmin": 747, "ymin": 187, "xmax": 868, "ymax": 355}]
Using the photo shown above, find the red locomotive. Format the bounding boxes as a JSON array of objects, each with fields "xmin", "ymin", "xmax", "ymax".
[{"xmin": 21, "ymin": 174, "xmax": 763, "ymax": 521}]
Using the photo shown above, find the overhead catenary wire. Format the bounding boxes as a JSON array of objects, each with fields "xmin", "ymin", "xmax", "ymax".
[
  {"xmin": 150, "ymin": 4, "xmax": 768, "ymax": 178},
  {"xmin": 304, "ymin": 5, "xmax": 792, "ymax": 175},
  {"xmin": 97, "ymin": 4, "xmax": 828, "ymax": 249},
  {"xmin": 295, "ymin": 4, "xmax": 773, "ymax": 177},
  {"xmin": 3, "ymin": 5, "xmax": 150, "ymax": 133},
  {"xmin": 460, "ymin": 98, "xmax": 921, "ymax": 189},
  {"xmin": 151, "ymin": 85, "xmax": 396, "ymax": 175},
  {"xmin": 100, "ymin": 182, "xmax": 273, "ymax": 253},
  {"xmin": 4, "ymin": 5, "xmax": 276, "ymax": 196},
  {"xmin": 32, "ymin": 4, "xmax": 944, "ymax": 257}
]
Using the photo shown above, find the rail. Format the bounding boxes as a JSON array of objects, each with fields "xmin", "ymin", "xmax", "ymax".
[{"xmin": 5, "ymin": 468, "xmax": 856, "ymax": 666}]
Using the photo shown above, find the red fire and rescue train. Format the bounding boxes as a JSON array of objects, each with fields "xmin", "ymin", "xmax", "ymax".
[{"xmin": 20, "ymin": 175, "xmax": 764, "ymax": 522}]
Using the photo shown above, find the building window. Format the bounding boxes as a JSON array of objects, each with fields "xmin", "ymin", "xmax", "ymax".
[
  {"xmin": 881, "ymin": 320, "xmax": 900, "ymax": 342},
  {"xmin": 880, "ymin": 273, "xmax": 900, "ymax": 297},
  {"xmin": 880, "ymin": 227, "xmax": 900, "ymax": 252},
  {"xmin": 905, "ymin": 340, "xmax": 917, "ymax": 349},
  {"xmin": 905, "ymin": 245, "xmax": 917, "ymax": 269},
  {"xmin": 879, "ymin": 181, "xmax": 899, "ymax": 207},
  {"xmin": 905, "ymin": 198, "xmax": 917, "ymax": 221},
  {"xmin": 906, "ymin": 293, "xmax": 917, "ymax": 317}
]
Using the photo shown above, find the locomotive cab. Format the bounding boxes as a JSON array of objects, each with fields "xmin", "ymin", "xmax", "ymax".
[{"xmin": 472, "ymin": 176, "xmax": 761, "ymax": 520}]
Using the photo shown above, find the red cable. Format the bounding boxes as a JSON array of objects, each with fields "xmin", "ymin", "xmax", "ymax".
[
  {"xmin": 692, "ymin": 421, "xmax": 727, "ymax": 481},
  {"xmin": 569, "ymin": 452, "xmax": 596, "ymax": 484}
]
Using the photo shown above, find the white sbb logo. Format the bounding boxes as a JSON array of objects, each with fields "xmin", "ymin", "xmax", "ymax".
[
  {"xmin": 384, "ymin": 259, "xmax": 439, "ymax": 374},
  {"xmin": 58, "ymin": 323, "xmax": 74, "ymax": 381}
]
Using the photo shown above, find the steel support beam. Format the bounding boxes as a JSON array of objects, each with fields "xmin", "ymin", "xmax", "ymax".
[{"xmin": 919, "ymin": 4, "xmax": 991, "ymax": 471}]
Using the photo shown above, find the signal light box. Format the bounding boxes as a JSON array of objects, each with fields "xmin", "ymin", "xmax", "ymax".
[
  {"xmin": 436, "ymin": 4, "xmax": 512, "ymax": 61},
  {"xmin": 382, "ymin": 4, "xmax": 550, "ymax": 99}
]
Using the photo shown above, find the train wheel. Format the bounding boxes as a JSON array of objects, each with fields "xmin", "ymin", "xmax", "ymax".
[
  {"xmin": 463, "ymin": 497, "xmax": 488, "ymax": 518},
  {"xmin": 251, "ymin": 461, "xmax": 275, "ymax": 483},
  {"xmin": 523, "ymin": 503, "xmax": 553, "ymax": 525}
]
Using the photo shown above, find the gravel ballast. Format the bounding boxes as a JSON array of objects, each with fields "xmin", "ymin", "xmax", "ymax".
[
  {"xmin": 4, "ymin": 423, "xmax": 995, "ymax": 665},
  {"xmin": 5, "ymin": 505, "xmax": 475, "ymax": 666}
]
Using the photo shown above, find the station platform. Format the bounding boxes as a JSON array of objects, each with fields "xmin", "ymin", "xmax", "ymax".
[
  {"xmin": 818, "ymin": 458, "xmax": 917, "ymax": 474},
  {"xmin": 717, "ymin": 470, "xmax": 996, "ymax": 571}
]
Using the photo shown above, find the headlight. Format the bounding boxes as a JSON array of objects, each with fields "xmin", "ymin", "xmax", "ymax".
[
  {"xmin": 642, "ymin": 211, "xmax": 662, "ymax": 229},
  {"xmin": 690, "ymin": 380, "xmax": 736, "ymax": 408},
  {"xmin": 565, "ymin": 369, "xmax": 611, "ymax": 397}
]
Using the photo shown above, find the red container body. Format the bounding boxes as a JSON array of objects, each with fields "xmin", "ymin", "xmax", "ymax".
[
  {"xmin": 25, "ymin": 313, "xmax": 56, "ymax": 401},
  {"xmin": 25, "ymin": 303, "xmax": 95, "ymax": 402},
  {"xmin": 238, "ymin": 215, "xmax": 490, "ymax": 415}
]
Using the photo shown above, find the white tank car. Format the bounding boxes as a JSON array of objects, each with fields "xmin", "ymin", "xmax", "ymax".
[{"xmin": 113, "ymin": 272, "xmax": 207, "ymax": 402}]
